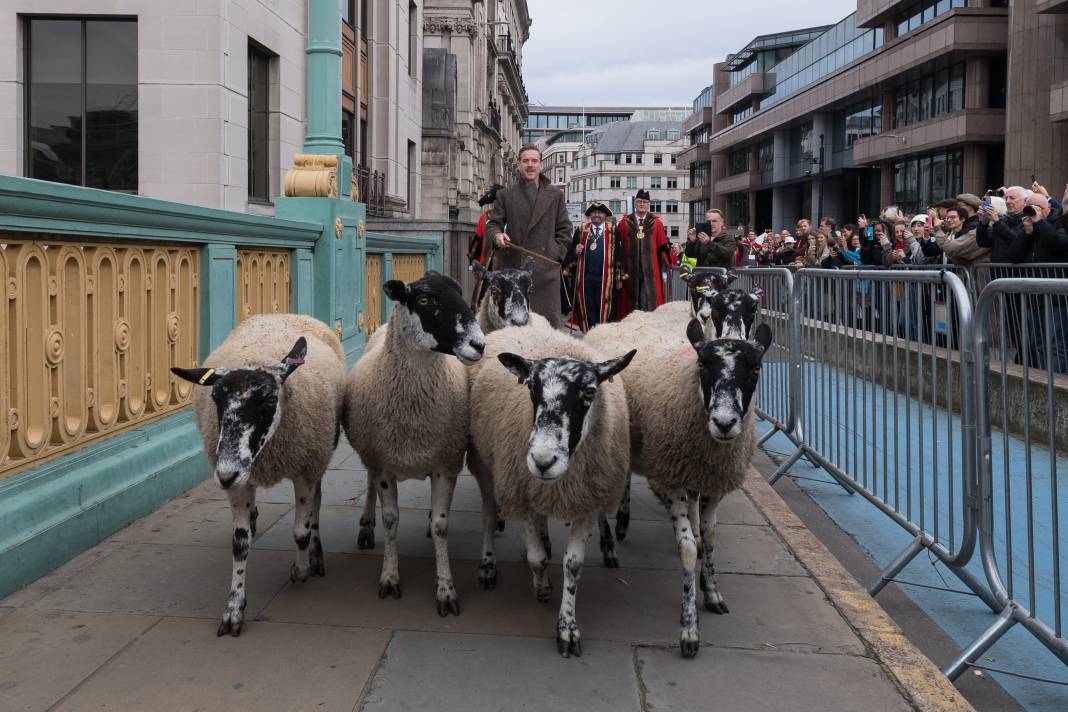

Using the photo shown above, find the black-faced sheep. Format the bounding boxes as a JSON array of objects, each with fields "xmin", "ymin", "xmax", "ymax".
[
  {"xmin": 344, "ymin": 271, "xmax": 484, "ymax": 616},
  {"xmin": 172, "ymin": 313, "xmax": 346, "ymax": 637},
  {"xmin": 469, "ymin": 319, "xmax": 635, "ymax": 656},
  {"xmin": 586, "ymin": 316, "xmax": 772, "ymax": 658}
]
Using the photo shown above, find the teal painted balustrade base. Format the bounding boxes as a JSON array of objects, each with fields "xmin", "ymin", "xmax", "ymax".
[{"xmin": 0, "ymin": 410, "xmax": 209, "ymax": 600}]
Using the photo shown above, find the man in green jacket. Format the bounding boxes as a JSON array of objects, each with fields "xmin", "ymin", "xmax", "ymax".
[{"xmin": 684, "ymin": 208, "xmax": 737, "ymax": 269}]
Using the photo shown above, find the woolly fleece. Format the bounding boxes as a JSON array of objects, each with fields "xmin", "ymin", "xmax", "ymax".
[
  {"xmin": 469, "ymin": 321, "xmax": 631, "ymax": 521},
  {"xmin": 191, "ymin": 314, "xmax": 346, "ymax": 489}
]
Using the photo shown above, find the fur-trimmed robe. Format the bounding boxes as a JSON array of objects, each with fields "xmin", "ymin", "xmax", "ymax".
[
  {"xmin": 564, "ymin": 222, "xmax": 624, "ymax": 332},
  {"xmin": 617, "ymin": 212, "xmax": 671, "ymax": 317}
]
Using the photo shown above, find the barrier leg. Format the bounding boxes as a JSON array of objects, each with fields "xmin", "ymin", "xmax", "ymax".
[
  {"xmin": 943, "ymin": 605, "xmax": 1017, "ymax": 681},
  {"xmin": 767, "ymin": 446, "xmax": 805, "ymax": 486},
  {"xmin": 869, "ymin": 534, "xmax": 927, "ymax": 597}
]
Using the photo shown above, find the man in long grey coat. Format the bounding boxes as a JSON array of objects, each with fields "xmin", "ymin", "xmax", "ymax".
[{"xmin": 485, "ymin": 145, "xmax": 572, "ymax": 327}]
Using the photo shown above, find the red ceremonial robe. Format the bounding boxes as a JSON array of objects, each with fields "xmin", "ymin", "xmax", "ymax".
[
  {"xmin": 616, "ymin": 213, "xmax": 670, "ymax": 319},
  {"xmin": 467, "ymin": 212, "xmax": 491, "ymax": 308},
  {"xmin": 568, "ymin": 222, "xmax": 621, "ymax": 332}
]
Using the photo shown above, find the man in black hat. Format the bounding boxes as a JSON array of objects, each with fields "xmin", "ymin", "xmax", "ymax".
[
  {"xmin": 616, "ymin": 189, "xmax": 671, "ymax": 316},
  {"xmin": 467, "ymin": 184, "xmax": 502, "ymax": 308},
  {"xmin": 563, "ymin": 202, "xmax": 623, "ymax": 332}
]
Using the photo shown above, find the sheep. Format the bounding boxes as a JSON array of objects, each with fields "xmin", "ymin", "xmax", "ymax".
[
  {"xmin": 586, "ymin": 316, "xmax": 773, "ymax": 658},
  {"xmin": 469, "ymin": 319, "xmax": 635, "ymax": 657},
  {"xmin": 171, "ymin": 313, "xmax": 346, "ymax": 637},
  {"xmin": 355, "ymin": 259, "xmax": 540, "ymax": 551},
  {"xmin": 344, "ymin": 271, "xmax": 485, "ymax": 616}
]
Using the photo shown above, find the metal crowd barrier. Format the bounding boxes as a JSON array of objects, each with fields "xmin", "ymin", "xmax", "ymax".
[
  {"xmin": 945, "ymin": 278, "xmax": 1068, "ymax": 681},
  {"xmin": 768, "ymin": 268, "xmax": 999, "ymax": 611}
]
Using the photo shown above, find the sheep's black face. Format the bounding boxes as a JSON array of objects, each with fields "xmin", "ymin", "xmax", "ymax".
[
  {"xmin": 498, "ymin": 350, "xmax": 636, "ymax": 481},
  {"xmin": 711, "ymin": 289, "xmax": 761, "ymax": 340},
  {"xmin": 479, "ymin": 259, "xmax": 535, "ymax": 329},
  {"xmin": 688, "ymin": 271, "xmax": 736, "ymax": 328},
  {"xmin": 385, "ymin": 271, "xmax": 485, "ymax": 364},
  {"xmin": 172, "ymin": 338, "xmax": 306, "ymax": 489},
  {"xmin": 687, "ymin": 320, "xmax": 771, "ymax": 442}
]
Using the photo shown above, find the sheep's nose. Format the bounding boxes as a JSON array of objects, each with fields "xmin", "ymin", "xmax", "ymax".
[
  {"xmin": 471, "ymin": 340, "xmax": 485, "ymax": 355},
  {"xmin": 533, "ymin": 454, "xmax": 557, "ymax": 474},
  {"xmin": 713, "ymin": 417, "xmax": 737, "ymax": 435},
  {"xmin": 216, "ymin": 467, "xmax": 240, "ymax": 489}
]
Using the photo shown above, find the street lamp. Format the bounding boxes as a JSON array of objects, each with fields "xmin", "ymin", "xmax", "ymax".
[{"xmin": 811, "ymin": 133, "xmax": 825, "ymax": 223}]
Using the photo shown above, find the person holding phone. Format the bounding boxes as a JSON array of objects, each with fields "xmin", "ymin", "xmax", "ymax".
[{"xmin": 684, "ymin": 208, "xmax": 737, "ymax": 270}]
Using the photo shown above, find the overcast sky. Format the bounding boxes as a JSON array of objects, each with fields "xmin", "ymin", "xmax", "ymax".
[{"xmin": 523, "ymin": 0, "xmax": 857, "ymax": 107}]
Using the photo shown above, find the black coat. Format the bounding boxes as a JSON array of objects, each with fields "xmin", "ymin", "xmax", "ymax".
[{"xmin": 976, "ymin": 213, "xmax": 1032, "ymax": 263}]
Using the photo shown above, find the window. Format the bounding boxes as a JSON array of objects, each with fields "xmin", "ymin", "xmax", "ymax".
[
  {"xmin": 613, "ymin": 153, "xmax": 621, "ymax": 164},
  {"xmin": 409, "ymin": 3, "xmax": 418, "ymax": 77},
  {"xmin": 27, "ymin": 18, "xmax": 138, "ymax": 190},
  {"xmin": 667, "ymin": 130, "xmax": 681, "ymax": 141},
  {"xmin": 893, "ymin": 62, "xmax": 965, "ymax": 129},
  {"xmin": 634, "ymin": 153, "xmax": 642, "ymax": 165},
  {"xmin": 610, "ymin": 176, "xmax": 621, "ymax": 188},
  {"xmin": 728, "ymin": 148, "xmax": 749, "ymax": 176},
  {"xmin": 650, "ymin": 201, "xmax": 662, "ymax": 213},
  {"xmin": 343, "ymin": 110, "xmax": 355, "ymax": 158},
  {"xmin": 665, "ymin": 202, "xmax": 679, "ymax": 214},
  {"xmin": 646, "ymin": 129, "xmax": 660, "ymax": 140},
  {"xmin": 670, "ymin": 226, "xmax": 679, "ymax": 238},
  {"xmin": 609, "ymin": 200, "xmax": 622, "ymax": 214},
  {"xmin": 654, "ymin": 153, "xmax": 663, "ymax": 165},
  {"xmin": 625, "ymin": 153, "xmax": 633, "ymax": 164},
  {"xmin": 248, "ymin": 41, "xmax": 274, "ymax": 202},
  {"xmin": 651, "ymin": 177, "xmax": 662, "ymax": 189},
  {"xmin": 626, "ymin": 176, "xmax": 637, "ymax": 189},
  {"xmin": 892, "ymin": 148, "xmax": 963, "ymax": 214},
  {"xmin": 343, "ymin": 0, "xmax": 355, "ymax": 26},
  {"xmin": 407, "ymin": 140, "xmax": 416, "ymax": 209},
  {"xmin": 667, "ymin": 176, "xmax": 678, "ymax": 189},
  {"xmin": 670, "ymin": 154, "xmax": 676, "ymax": 164}
]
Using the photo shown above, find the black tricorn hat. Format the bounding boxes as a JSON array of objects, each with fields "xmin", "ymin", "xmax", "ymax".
[
  {"xmin": 585, "ymin": 201, "xmax": 612, "ymax": 217},
  {"xmin": 478, "ymin": 184, "xmax": 503, "ymax": 206},
  {"xmin": 635, "ymin": 189, "xmax": 651, "ymax": 202}
]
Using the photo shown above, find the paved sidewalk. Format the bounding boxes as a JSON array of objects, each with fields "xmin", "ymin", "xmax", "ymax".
[{"xmin": 0, "ymin": 442, "xmax": 969, "ymax": 711}]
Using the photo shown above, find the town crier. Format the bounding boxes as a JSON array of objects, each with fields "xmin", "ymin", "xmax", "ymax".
[
  {"xmin": 563, "ymin": 202, "xmax": 623, "ymax": 332},
  {"xmin": 616, "ymin": 189, "xmax": 672, "ymax": 317}
]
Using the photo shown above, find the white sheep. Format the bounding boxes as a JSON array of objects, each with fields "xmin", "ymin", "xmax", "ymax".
[
  {"xmin": 344, "ymin": 271, "xmax": 484, "ymax": 616},
  {"xmin": 172, "ymin": 313, "xmax": 346, "ymax": 637},
  {"xmin": 469, "ymin": 319, "xmax": 635, "ymax": 656},
  {"xmin": 586, "ymin": 316, "xmax": 773, "ymax": 658}
]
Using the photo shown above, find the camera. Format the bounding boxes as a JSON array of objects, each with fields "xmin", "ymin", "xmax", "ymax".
[{"xmin": 1022, "ymin": 205, "xmax": 1038, "ymax": 218}]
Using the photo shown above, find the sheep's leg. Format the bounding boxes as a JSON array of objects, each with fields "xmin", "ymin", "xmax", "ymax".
[
  {"xmin": 614, "ymin": 474, "xmax": 631, "ymax": 541},
  {"xmin": 430, "ymin": 473, "xmax": 461, "ymax": 616},
  {"xmin": 667, "ymin": 489, "xmax": 701, "ymax": 658},
  {"xmin": 524, "ymin": 517, "xmax": 553, "ymax": 602},
  {"xmin": 535, "ymin": 513, "xmax": 552, "ymax": 560},
  {"xmin": 699, "ymin": 493, "xmax": 728, "ymax": 614},
  {"xmin": 687, "ymin": 491, "xmax": 701, "ymax": 556},
  {"xmin": 309, "ymin": 479, "xmax": 325, "ymax": 577},
  {"xmin": 374, "ymin": 471, "xmax": 402, "ymax": 599},
  {"xmin": 290, "ymin": 478, "xmax": 316, "ymax": 583},
  {"xmin": 557, "ymin": 515, "xmax": 593, "ymax": 658},
  {"xmin": 470, "ymin": 460, "xmax": 498, "ymax": 590},
  {"xmin": 218, "ymin": 484, "xmax": 255, "ymax": 637},
  {"xmin": 598, "ymin": 513, "xmax": 619, "ymax": 568},
  {"xmin": 357, "ymin": 472, "xmax": 376, "ymax": 550},
  {"xmin": 250, "ymin": 498, "xmax": 260, "ymax": 538}
]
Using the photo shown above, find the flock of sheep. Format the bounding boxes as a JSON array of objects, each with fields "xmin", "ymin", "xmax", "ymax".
[{"xmin": 170, "ymin": 261, "xmax": 771, "ymax": 659}]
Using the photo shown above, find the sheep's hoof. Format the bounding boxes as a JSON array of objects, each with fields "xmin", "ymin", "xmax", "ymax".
[
  {"xmin": 290, "ymin": 562, "xmax": 310, "ymax": 583},
  {"xmin": 615, "ymin": 513, "xmax": 630, "ymax": 541},
  {"xmin": 534, "ymin": 579, "xmax": 553, "ymax": 603},
  {"xmin": 378, "ymin": 580, "xmax": 402, "ymax": 599},
  {"xmin": 217, "ymin": 599, "xmax": 245, "ymax": 637},
  {"xmin": 357, "ymin": 526, "xmax": 375, "ymax": 550},
  {"xmin": 703, "ymin": 593, "xmax": 729, "ymax": 614},
  {"xmin": 556, "ymin": 625, "xmax": 582, "ymax": 658},
  {"xmin": 602, "ymin": 551, "xmax": 620, "ymax": 568},
  {"xmin": 541, "ymin": 535, "xmax": 552, "ymax": 560},
  {"xmin": 496, "ymin": 519, "xmax": 506, "ymax": 533},
  {"xmin": 680, "ymin": 635, "xmax": 701, "ymax": 659},
  {"xmin": 478, "ymin": 561, "xmax": 497, "ymax": 590},
  {"xmin": 436, "ymin": 592, "xmax": 461, "ymax": 617}
]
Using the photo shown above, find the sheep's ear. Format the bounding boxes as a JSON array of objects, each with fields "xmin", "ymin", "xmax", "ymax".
[
  {"xmin": 521, "ymin": 256, "xmax": 535, "ymax": 274},
  {"xmin": 172, "ymin": 366, "xmax": 226, "ymax": 386},
  {"xmin": 498, "ymin": 352, "xmax": 533, "ymax": 384},
  {"xmin": 280, "ymin": 337, "xmax": 307, "ymax": 380},
  {"xmin": 595, "ymin": 349, "xmax": 636, "ymax": 384},
  {"xmin": 752, "ymin": 323, "xmax": 773, "ymax": 359},
  {"xmin": 383, "ymin": 280, "xmax": 409, "ymax": 304},
  {"xmin": 686, "ymin": 319, "xmax": 706, "ymax": 350},
  {"xmin": 679, "ymin": 264, "xmax": 693, "ymax": 282}
]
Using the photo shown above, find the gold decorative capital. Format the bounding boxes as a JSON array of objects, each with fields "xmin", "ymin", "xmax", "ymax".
[
  {"xmin": 351, "ymin": 173, "xmax": 359, "ymax": 202},
  {"xmin": 335, "ymin": 218, "xmax": 344, "ymax": 239},
  {"xmin": 357, "ymin": 311, "xmax": 365, "ymax": 332},
  {"xmin": 357, "ymin": 220, "xmax": 365, "ymax": 238},
  {"xmin": 284, "ymin": 154, "xmax": 340, "ymax": 198},
  {"xmin": 335, "ymin": 320, "xmax": 343, "ymax": 339}
]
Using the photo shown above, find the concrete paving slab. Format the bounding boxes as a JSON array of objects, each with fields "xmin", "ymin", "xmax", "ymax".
[
  {"xmin": 255, "ymin": 466, "xmax": 369, "ymax": 506},
  {"xmin": 0, "ymin": 608, "xmax": 158, "ymax": 712},
  {"xmin": 1, "ymin": 543, "xmax": 122, "ymax": 608},
  {"xmin": 260, "ymin": 554, "xmax": 862, "ymax": 653},
  {"xmin": 108, "ymin": 495, "xmax": 291, "ymax": 548},
  {"xmin": 359, "ymin": 631, "xmax": 642, "ymax": 712},
  {"xmin": 255, "ymin": 506, "xmax": 804, "ymax": 575},
  {"xmin": 637, "ymin": 645, "xmax": 914, "ymax": 712},
  {"xmin": 16, "ymin": 543, "xmax": 295, "ymax": 621},
  {"xmin": 53, "ymin": 618, "xmax": 390, "ymax": 712}
]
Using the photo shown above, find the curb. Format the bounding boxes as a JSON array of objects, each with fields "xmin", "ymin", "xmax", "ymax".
[{"xmin": 741, "ymin": 467, "xmax": 974, "ymax": 712}]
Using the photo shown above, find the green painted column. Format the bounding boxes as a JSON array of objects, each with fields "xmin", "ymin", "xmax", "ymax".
[
  {"xmin": 292, "ymin": 247, "xmax": 315, "ymax": 313},
  {"xmin": 199, "ymin": 243, "xmax": 237, "ymax": 361},
  {"xmin": 304, "ymin": 0, "xmax": 352, "ymax": 197}
]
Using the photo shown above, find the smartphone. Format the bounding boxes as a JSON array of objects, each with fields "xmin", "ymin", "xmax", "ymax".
[
  {"xmin": 865, "ymin": 226, "xmax": 874, "ymax": 240},
  {"xmin": 695, "ymin": 222, "xmax": 712, "ymax": 236},
  {"xmin": 982, "ymin": 197, "xmax": 991, "ymax": 209}
]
